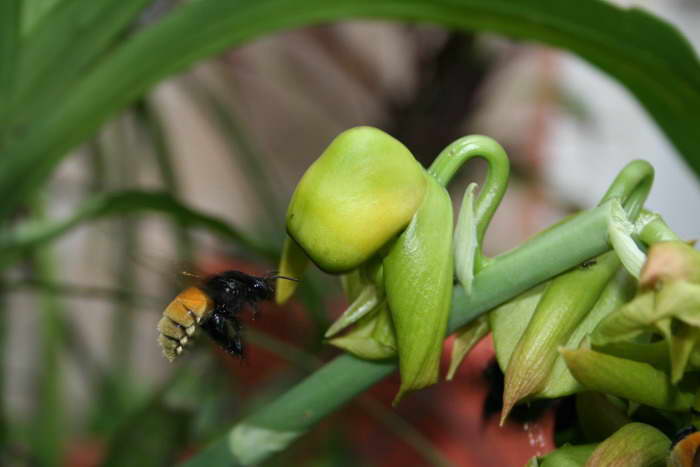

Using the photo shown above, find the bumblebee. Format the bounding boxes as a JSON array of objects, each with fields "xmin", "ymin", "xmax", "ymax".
[{"xmin": 157, "ymin": 270, "xmax": 288, "ymax": 361}]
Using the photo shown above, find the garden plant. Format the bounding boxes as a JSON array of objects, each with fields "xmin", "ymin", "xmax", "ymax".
[{"xmin": 2, "ymin": 1, "xmax": 700, "ymax": 466}]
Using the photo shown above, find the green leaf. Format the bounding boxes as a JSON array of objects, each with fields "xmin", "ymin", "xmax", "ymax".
[
  {"xmin": 0, "ymin": 190, "xmax": 277, "ymax": 270},
  {"xmin": 4, "ymin": 0, "xmax": 151, "ymax": 134},
  {"xmin": 0, "ymin": 0, "xmax": 20, "ymax": 114},
  {"xmin": 3, "ymin": 0, "xmax": 700, "ymax": 219}
]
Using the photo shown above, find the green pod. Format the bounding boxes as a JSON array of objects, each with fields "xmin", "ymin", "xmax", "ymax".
[
  {"xmin": 286, "ymin": 126, "xmax": 427, "ymax": 273},
  {"xmin": 584, "ymin": 423, "xmax": 670, "ymax": 467},
  {"xmin": 561, "ymin": 347, "xmax": 697, "ymax": 411},
  {"xmin": 537, "ymin": 266, "xmax": 636, "ymax": 398},
  {"xmin": 501, "ymin": 251, "xmax": 621, "ymax": 421},
  {"xmin": 384, "ymin": 174, "xmax": 453, "ymax": 403}
]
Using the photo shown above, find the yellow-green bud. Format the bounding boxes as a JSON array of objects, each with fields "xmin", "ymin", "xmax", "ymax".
[
  {"xmin": 592, "ymin": 241, "xmax": 700, "ymax": 382},
  {"xmin": 584, "ymin": 423, "xmax": 670, "ymax": 467},
  {"xmin": 286, "ymin": 126, "xmax": 427, "ymax": 273}
]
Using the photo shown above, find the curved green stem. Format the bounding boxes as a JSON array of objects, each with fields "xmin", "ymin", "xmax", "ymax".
[
  {"xmin": 428, "ymin": 135, "xmax": 510, "ymax": 244},
  {"xmin": 599, "ymin": 160, "xmax": 654, "ymax": 219},
  {"xmin": 428, "ymin": 135, "xmax": 510, "ymax": 246},
  {"xmin": 636, "ymin": 210, "xmax": 681, "ymax": 245}
]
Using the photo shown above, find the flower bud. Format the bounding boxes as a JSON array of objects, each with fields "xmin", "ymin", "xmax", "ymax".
[
  {"xmin": 383, "ymin": 175, "xmax": 454, "ymax": 403},
  {"xmin": 584, "ymin": 423, "xmax": 670, "ymax": 467},
  {"xmin": 560, "ymin": 347, "xmax": 696, "ymax": 411},
  {"xmin": 286, "ymin": 126, "xmax": 427, "ymax": 273},
  {"xmin": 592, "ymin": 241, "xmax": 700, "ymax": 382},
  {"xmin": 500, "ymin": 252, "xmax": 621, "ymax": 423}
]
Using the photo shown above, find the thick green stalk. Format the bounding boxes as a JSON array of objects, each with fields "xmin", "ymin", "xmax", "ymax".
[
  {"xmin": 182, "ymin": 203, "xmax": 613, "ymax": 466},
  {"xmin": 637, "ymin": 210, "xmax": 681, "ymax": 244}
]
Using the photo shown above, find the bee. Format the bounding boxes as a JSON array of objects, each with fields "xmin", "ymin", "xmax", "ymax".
[{"xmin": 157, "ymin": 270, "xmax": 294, "ymax": 362}]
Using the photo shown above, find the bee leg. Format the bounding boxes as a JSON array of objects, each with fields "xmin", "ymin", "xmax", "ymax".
[
  {"xmin": 227, "ymin": 316, "xmax": 244, "ymax": 357},
  {"xmin": 201, "ymin": 312, "xmax": 245, "ymax": 358}
]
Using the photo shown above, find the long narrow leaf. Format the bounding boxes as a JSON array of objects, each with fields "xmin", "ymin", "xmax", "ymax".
[
  {"xmin": 0, "ymin": 0, "xmax": 20, "ymax": 116},
  {"xmin": 5, "ymin": 0, "xmax": 151, "ymax": 133},
  {"xmin": 1, "ymin": 0, "xmax": 700, "ymax": 219},
  {"xmin": 0, "ymin": 190, "xmax": 278, "ymax": 269}
]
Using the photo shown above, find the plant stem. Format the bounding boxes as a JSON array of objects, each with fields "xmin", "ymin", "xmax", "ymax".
[
  {"xmin": 182, "ymin": 202, "xmax": 613, "ymax": 466},
  {"xmin": 637, "ymin": 210, "xmax": 681, "ymax": 244},
  {"xmin": 428, "ymin": 135, "xmax": 510, "ymax": 247}
]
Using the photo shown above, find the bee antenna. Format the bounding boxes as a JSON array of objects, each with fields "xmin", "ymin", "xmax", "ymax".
[{"xmin": 266, "ymin": 274, "xmax": 300, "ymax": 282}]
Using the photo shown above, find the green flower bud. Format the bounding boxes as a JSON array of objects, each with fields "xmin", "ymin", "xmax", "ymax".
[
  {"xmin": 384, "ymin": 174, "xmax": 454, "ymax": 403},
  {"xmin": 500, "ymin": 252, "xmax": 621, "ymax": 423},
  {"xmin": 286, "ymin": 126, "xmax": 427, "ymax": 273},
  {"xmin": 584, "ymin": 423, "xmax": 670, "ymax": 467},
  {"xmin": 592, "ymin": 241, "xmax": 700, "ymax": 382},
  {"xmin": 561, "ymin": 347, "xmax": 697, "ymax": 411}
]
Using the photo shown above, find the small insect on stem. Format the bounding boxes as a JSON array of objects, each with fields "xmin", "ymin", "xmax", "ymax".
[
  {"xmin": 157, "ymin": 270, "xmax": 298, "ymax": 361},
  {"xmin": 580, "ymin": 259, "xmax": 597, "ymax": 269}
]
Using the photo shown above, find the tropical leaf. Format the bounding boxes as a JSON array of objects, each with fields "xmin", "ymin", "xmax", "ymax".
[
  {"xmin": 0, "ymin": 190, "xmax": 277, "ymax": 269},
  {"xmin": 1, "ymin": 0, "xmax": 699, "ymax": 220}
]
